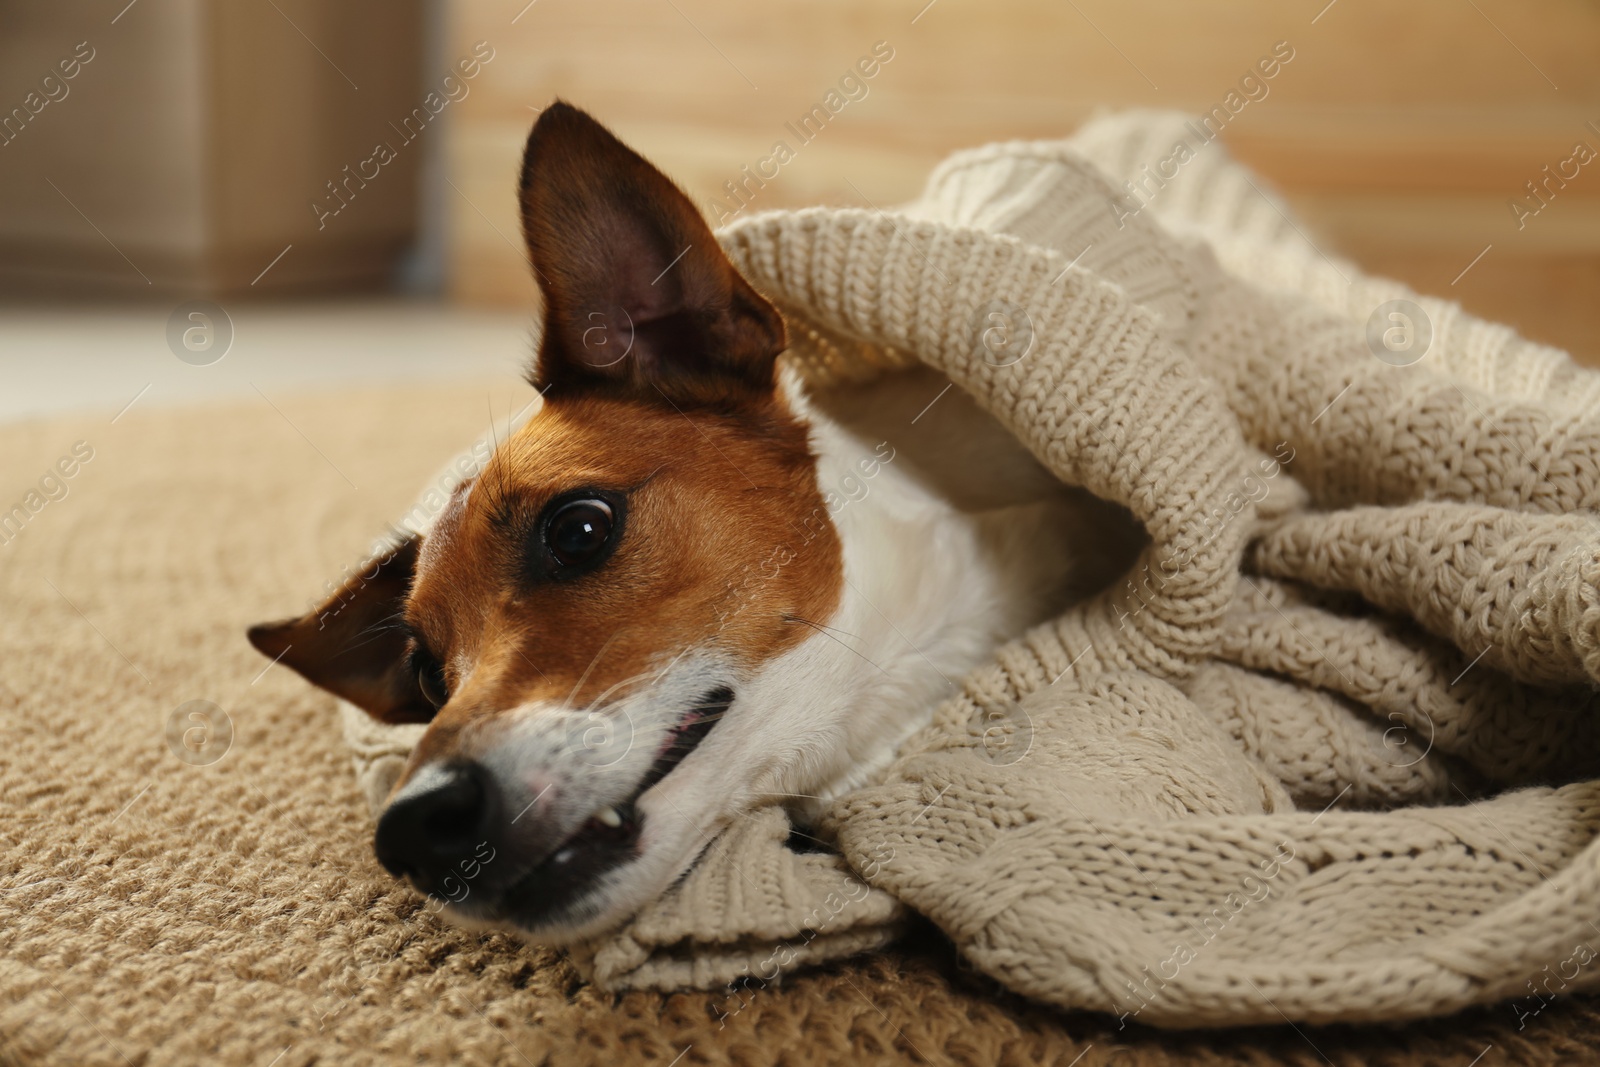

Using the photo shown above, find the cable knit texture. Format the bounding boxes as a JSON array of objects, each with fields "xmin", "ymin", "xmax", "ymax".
[
  {"xmin": 10, "ymin": 115, "xmax": 1600, "ymax": 1063},
  {"xmin": 343, "ymin": 112, "xmax": 1600, "ymax": 1028}
]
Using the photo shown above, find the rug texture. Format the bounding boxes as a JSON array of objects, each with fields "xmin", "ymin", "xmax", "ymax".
[
  {"xmin": 342, "ymin": 109, "xmax": 1600, "ymax": 1028},
  {"xmin": 4, "ymin": 109, "xmax": 1600, "ymax": 1065},
  {"xmin": 21, "ymin": 385, "xmax": 1600, "ymax": 1067}
]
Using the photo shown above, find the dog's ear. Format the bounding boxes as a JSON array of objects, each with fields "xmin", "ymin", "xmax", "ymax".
[
  {"xmin": 246, "ymin": 536, "xmax": 435, "ymax": 725},
  {"xmin": 519, "ymin": 101, "xmax": 787, "ymax": 406}
]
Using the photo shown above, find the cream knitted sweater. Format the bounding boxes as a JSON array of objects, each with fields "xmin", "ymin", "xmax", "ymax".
[{"xmin": 343, "ymin": 112, "xmax": 1600, "ymax": 1027}]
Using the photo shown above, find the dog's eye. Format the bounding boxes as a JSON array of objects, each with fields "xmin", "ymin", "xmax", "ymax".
[
  {"xmin": 545, "ymin": 498, "xmax": 616, "ymax": 571},
  {"xmin": 416, "ymin": 655, "xmax": 449, "ymax": 709}
]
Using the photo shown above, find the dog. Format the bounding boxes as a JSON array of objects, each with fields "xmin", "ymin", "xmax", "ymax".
[{"xmin": 247, "ymin": 102, "xmax": 1140, "ymax": 944}]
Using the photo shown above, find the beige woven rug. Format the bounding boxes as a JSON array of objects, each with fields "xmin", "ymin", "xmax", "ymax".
[{"xmin": 3, "ymin": 379, "xmax": 1599, "ymax": 1065}]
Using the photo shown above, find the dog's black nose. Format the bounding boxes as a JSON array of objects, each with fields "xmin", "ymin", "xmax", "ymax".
[{"xmin": 374, "ymin": 761, "xmax": 497, "ymax": 895}]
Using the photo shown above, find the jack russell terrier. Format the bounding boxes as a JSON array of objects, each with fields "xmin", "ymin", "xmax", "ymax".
[{"xmin": 248, "ymin": 102, "xmax": 1139, "ymax": 944}]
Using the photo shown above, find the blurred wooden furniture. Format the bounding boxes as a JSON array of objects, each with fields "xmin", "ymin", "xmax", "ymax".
[
  {"xmin": 446, "ymin": 0, "xmax": 1600, "ymax": 363},
  {"xmin": 0, "ymin": 0, "xmax": 423, "ymax": 296}
]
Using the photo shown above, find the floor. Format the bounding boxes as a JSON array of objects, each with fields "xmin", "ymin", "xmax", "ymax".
[{"xmin": 0, "ymin": 299, "xmax": 532, "ymax": 426}]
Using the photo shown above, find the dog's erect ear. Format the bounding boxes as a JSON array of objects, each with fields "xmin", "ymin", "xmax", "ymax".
[
  {"xmin": 246, "ymin": 536, "xmax": 434, "ymax": 725},
  {"xmin": 519, "ymin": 101, "xmax": 787, "ymax": 406}
]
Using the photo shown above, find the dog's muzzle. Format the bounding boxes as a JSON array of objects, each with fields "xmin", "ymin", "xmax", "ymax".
[{"xmin": 372, "ymin": 686, "xmax": 733, "ymax": 926}]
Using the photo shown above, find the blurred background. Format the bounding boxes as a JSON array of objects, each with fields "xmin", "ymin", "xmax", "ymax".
[{"xmin": 2, "ymin": 0, "xmax": 1598, "ymax": 424}]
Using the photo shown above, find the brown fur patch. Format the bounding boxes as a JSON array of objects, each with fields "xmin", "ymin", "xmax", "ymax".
[
  {"xmin": 518, "ymin": 101, "xmax": 788, "ymax": 406},
  {"xmin": 403, "ymin": 389, "xmax": 842, "ymax": 767},
  {"xmin": 248, "ymin": 102, "xmax": 842, "ymax": 781},
  {"xmin": 246, "ymin": 536, "xmax": 435, "ymax": 724}
]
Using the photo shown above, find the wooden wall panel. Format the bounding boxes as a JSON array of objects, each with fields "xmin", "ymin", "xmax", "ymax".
[
  {"xmin": 445, "ymin": 0, "xmax": 1600, "ymax": 361},
  {"xmin": 0, "ymin": 0, "xmax": 424, "ymax": 295}
]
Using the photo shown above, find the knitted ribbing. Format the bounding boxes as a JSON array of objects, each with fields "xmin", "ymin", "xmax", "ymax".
[
  {"xmin": 1252, "ymin": 504, "xmax": 1600, "ymax": 687},
  {"xmin": 1067, "ymin": 110, "xmax": 1600, "ymax": 415},
  {"xmin": 1209, "ymin": 589, "xmax": 1600, "ymax": 789},
  {"xmin": 719, "ymin": 209, "xmax": 1253, "ymax": 684},
  {"xmin": 340, "ymin": 114, "xmax": 1600, "ymax": 1027},
  {"xmin": 759, "ymin": 120, "xmax": 1600, "ymax": 1025}
]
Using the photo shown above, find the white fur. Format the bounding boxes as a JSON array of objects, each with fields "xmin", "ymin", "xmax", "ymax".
[
  {"xmin": 438, "ymin": 366, "xmax": 1139, "ymax": 942},
  {"xmin": 733, "ymin": 365, "xmax": 1135, "ymax": 813}
]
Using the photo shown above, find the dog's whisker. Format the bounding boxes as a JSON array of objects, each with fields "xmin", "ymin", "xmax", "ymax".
[
  {"xmin": 485, "ymin": 392, "xmax": 517, "ymax": 522},
  {"xmin": 577, "ymin": 664, "xmax": 659, "ymax": 716},
  {"xmin": 567, "ymin": 630, "xmax": 624, "ymax": 707},
  {"xmin": 336, "ymin": 620, "xmax": 415, "ymax": 657},
  {"xmin": 350, "ymin": 609, "xmax": 408, "ymax": 642},
  {"xmin": 337, "ymin": 630, "xmax": 404, "ymax": 657},
  {"xmin": 783, "ymin": 613, "xmax": 891, "ymax": 676},
  {"xmin": 650, "ymin": 645, "xmax": 692, "ymax": 685},
  {"xmin": 796, "ymin": 617, "xmax": 861, "ymax": 641}
]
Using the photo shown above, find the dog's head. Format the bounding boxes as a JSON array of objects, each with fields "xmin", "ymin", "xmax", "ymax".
[{"xmin": 248, "ymin": 103, "xmax": 845, "ymax": 941}]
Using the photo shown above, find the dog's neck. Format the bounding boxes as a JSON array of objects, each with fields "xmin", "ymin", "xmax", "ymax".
[{"xmin": 735, "ymin": 365, "xmax": 1138, "ymax": 820}]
